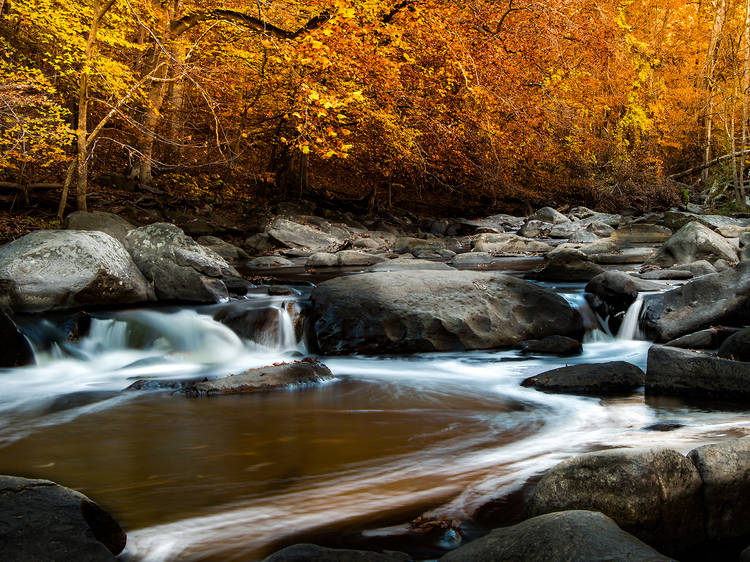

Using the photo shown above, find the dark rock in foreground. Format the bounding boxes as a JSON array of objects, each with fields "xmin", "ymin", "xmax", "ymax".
[
  {"xmin": 128, "ymin": 361, "xmax": 333, "ymax": 396},
  {"xmin": 439, "ymin": 510, "xmax": 672, "ymax": 562},
  {"xmin": 688, "ymin": 436, "xmax": 750, "ymax": 542},
  {"xmin": 645, "ymin": 221, "xmax": 738, "ymax": 268},
  {"xmin": 0, "ymin": 230, "xmax": 155, "ymax": 312},
  {"xmin": 525, "ymin": 447, "xmax": 704, "ymax": 555},
  {"xmin": 717, "ymin": 327, "xmax": 750, "ymax": 361},
  {"xmin": 0, "ymin": 310, "xmax": 34, "ymax": 367},
  {"xmin": 520, "ymin": 335, "xmax": 582, "ymax": 356},
  {"xmin": 521, "ymin": 361, "xmax": 644, "ymax": 395},
  {"xmin": 307, "ymin": 271, "xmax": 583, "ymax": 355},
  {"xmin": 263, "ymin": 543, "xmax": 410, "ymax": 561},
  {"xmin": 0, "ymin": 475, "xmax": 126, "ymax": 560},
  {"xmin": 646, "ymin": 345, "xmax": 750, "ymax": 401},
  {"xmin": 532, "ymin": 248, "xmax": 603, "ymax": 282},
  {"xmin": 665, "ymin": 327, "xmax": 738, "ymax": 350},
  {"xmin": 585, "ymin": 271, "xmax": 661, "ymax": 334}
]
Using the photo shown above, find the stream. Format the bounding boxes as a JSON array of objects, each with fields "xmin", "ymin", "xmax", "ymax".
[{"xmin": 2, "ymin": 265, "xmax": 750, "ymax": 561}]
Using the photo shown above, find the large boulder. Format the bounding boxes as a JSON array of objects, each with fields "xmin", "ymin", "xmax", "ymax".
[
  {"xmin": 126, "ymin": 223, "xmax": 242, "ymax": 303},
  {"xmin": 0, "ymin": 310, "xmax": 34, "ymax": 367},
  {"xmin": 307, "ymin": 271, "xmax": 583, "ymax": 355},
  {"xmin": 529, "ymin": 206, "xmax": 569, "ymax": 224},
  {"xmin": 0, "ymin": 230, "xmax": 155, "ymax": 312},
  {"xmin": 717, "ymin": 327, "xmax": 750, "ymax": 361},
  {"xmin": 688, "ymin": 437, "xmax": 750, "ymax": 541},
  {"xmin": 266, "ymin": 218, "xmax": 345, "ymax": 251},
  {"xmin": 197, "ymin": 236, "xmax": 249, "ymax": 263},
  {"xmin": 368, "ymin": 258, "xmax": 455, "ymax": 272},
  {"xmin": 393, "ymin": 236, "xmax": 445, "ymax": 255},
  {"xmin": 646, "ymin": 345, "xmax": 750, "ymax": 400},
  {"xmin": 526, "ymin": 448, "xmax": 704, "ymax": 555},
  {"xmin": 645, "ymin": 221, "xmax": 738, "ymax": 267},
  {"xmin": 263, "ymin": 543, "xmax": 410, "ymax": 562},
  {"xmin": 439, "ymin": 510, "xmax": 671, "ymax": 562},
  {"xmin": 0, "ymin": 475, "xmax": 126, "ymax": 560},
  {"xmin": 521, "ymin": 361, "xmax": 644, "ymax": 395},
  {"xmin": 641, "ymin": 262, "xmax": 750, "ymax": 342},
  {"xmin": 532, "ymin": 248, "xmax": 603, "ymax": 282},
  {"xmin": 63, "ymin": 210, "xmax": 135, "ymax": 247}
]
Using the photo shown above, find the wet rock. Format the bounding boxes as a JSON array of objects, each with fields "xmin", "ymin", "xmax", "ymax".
[
  {"xmin": 641, "ymin": 262, "xmax": 750, "ymax": 342},
  {"xmin": 714, "ymin": 258, "xmax": 732, "ymax": 271},
  {"xmin": 0, "ymin": 310, "xmax": 34, "ymax": 367},
  {"xmin": 126, "ymin": 223, "xmax": 240, "ymax": 303},
  {"xmin": 473, "ymin": 233, "xmax": 553, "ymax": 254},
  {"xmin": 63, "ymin": 210, "xmax": 135, "ymax": 247},
  {"xmin": 612, "ymin": 223, "xmax": 672, "ymax": 245},
  {"xmin": 529, "ymin": 206, "xmax": 570, "ymax": 224},
  {"xmin": 519, "ymin": 335, "xmax": 582, "ymax": 356},
  {"xmin": 187, "ymin": 361, "xmax": 333, "ymax": 396},
  {"xmin": 646, "ymin": 345, "xmax": 750, "ymax": 400},
  {"xmin": 521, "ymin": 361, "xmax": 644, "ymax": 395},
  {"xmin": 717, "ymin": 327, "xmax": 750, "ymax": 361},
  {"xmin": 646, "ymin": 221, "xmax": 738, "ymax": 268},
  {"xmin": 517, "ymin": 220, "xmax": 550, "ymax": 238},
  {"xmin": 0, "ymin": 230, "xmax": 155, "ymax": 312},
  {"xmin": 263, "ymin": 543, "xmax": 410, "ymax": 562},
  {"xmin": 532, "ymin": 248, "xmax": 603, "ymax": 282},
  {"xmin": 248, "ymin": 256, "xmax": 295, "ymax": 268},
  {"xmin": 526, "ymin": 447, "xmax": 704, "ymax": 555},
  {"xmin": 665, "ymin": 327, "xmax": 738, "ymax": 350},
  {"xmin": 307, "ymin": 271, "xmax": 583, "ymax": 355},
  {"xmin": 267, "ymin": 218, "xmax": 344, "ymax": 251},
  {"xmin": 439, "ymin": 510, "xmax": 672, "ymax": 562},
  {"xmin": 642, "ymin": 422, "xmax": 684, "ymax": 432},
  {"xmin": 197, "ymin": 236, "xmax": 249, "ymax": 264},
  {"xmin": 637, "ymin": 269, "xmax": 693, "ymax": 280},
  {"xmin": 368, "ymin": 258, "xmax": 455, "ymax": 272},
  {"xmin": 585, "ymin": 272, "xmax": 662, "ymax": 333},
  {"xmin": 688, "ymin": 436, "xmax": 750, "ymax": 541},
  {"xmin": 0, "ymin": 475, "xmax": 126, "ymax": 560},
  {"xmin": 214, "ymin": 305, "xmax": 283, "ymax": 342},
  {"xmin": 451, "ymin": 252, "xmax": 493, "ymax": 267}
]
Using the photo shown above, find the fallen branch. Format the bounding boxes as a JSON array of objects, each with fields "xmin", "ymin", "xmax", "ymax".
[{"xmin": 669, "ymin": 148, "xmax": 750, "ymax": 180}]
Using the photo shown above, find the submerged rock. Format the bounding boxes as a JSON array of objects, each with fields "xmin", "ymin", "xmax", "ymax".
[
  {"xmin": 439, "ymin": 510, "xmax": 672, "ymax": 562},
  {"xmin": 0, "ymin": 230, "xmax": 155, "ymax": 312},
  {"xmin": 526, "ymin": 447, "xmax": 704, "ymax": 555},
  {"xmin": 0, "ymin": 475, "xmax": 126, "ymax": 560},
  {"xmin": 307, "ymin": 271, "xmax": 583, "ymax": 355},
  {"xmin": 521, "ymin": 361, "xmax": 644, "ymax": 395}
]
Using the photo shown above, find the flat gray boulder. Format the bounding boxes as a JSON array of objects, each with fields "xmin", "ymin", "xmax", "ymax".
[
  {"xmin": 451, "ymin": 252, "xmax": 493, "ymax": 267},
  {"xmin": 612, "ymin": 223, "xmax": 672, "ymax": 245},
  {"xmin": 126, "ymin": 223, "xmax": 240, "ymax": 303},
  {"xmin": 646, "ymin": 345, "xmax": 750, "ymax": 400},
  {"xmin": 0, "ymin": 475, "xmax": 126, "ymax": 560},
  {"xmin": 63, "ymin": 210, "xmax": 135, "ymax": 247},
  {"xmin": 267, "ymin": 218, "xmax": 344, "ymax": 251},
  {"xmin": 474, "ymin": 233, "xmax": 552, "ymax": 254},
  {"xmin": 688, "ymin": 437, "xmax": 750, "ymax": 541},
  {"xmin": 307, "ymin": 271, "xmax": 583, "ymax": 355},
  {"xmin": 0, "ymin": 230, "xmax": 155, "ymax": 312},
  {"xmin": 439, "ymin": 510, "xmax": 672, "ymax": 562},
  {"xmin": 530, "ymin": 206, "xmax": 569, "ymax": 224},
  {"xmin": 521, "ymin": 361, "xmax": 644, "ymax": 395},
  {"xmin": 646, "ymin": 221, "xmax": 738, "ymax": 268},
  {"xmin": 526, "ymin": 447, "xmax": 704, "ymax": 555},
  {"xmin": 197, "ymin": 236, "xmax": 249, "ymax": 263}
]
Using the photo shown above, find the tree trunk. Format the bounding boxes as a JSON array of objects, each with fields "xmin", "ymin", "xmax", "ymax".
[
  {"xmin": 742, "ymin": 0, "xmax": 750, "ymax": 202},
  {"xmin": 703, "ymin": 0, "xmax": 728, "ymax": 184}
]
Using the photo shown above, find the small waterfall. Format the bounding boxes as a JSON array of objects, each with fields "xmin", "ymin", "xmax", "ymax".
[
  {"xmin": 278, "ymin": 302, "xmax": 300, "ymax": 351},
  {"xmin": 617, "ymin": 294, "xmax": 645, "ymax": 340}
]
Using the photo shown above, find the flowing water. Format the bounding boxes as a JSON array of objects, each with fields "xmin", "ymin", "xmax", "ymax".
[{"xmin": 2, "ymin": 273, "xmax": 750, "ymax": 561}]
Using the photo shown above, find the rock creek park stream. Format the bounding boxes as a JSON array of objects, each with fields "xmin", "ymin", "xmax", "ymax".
[{"xmin": 1, "ymin": 259, "xmax": 749, "ymax": 560}]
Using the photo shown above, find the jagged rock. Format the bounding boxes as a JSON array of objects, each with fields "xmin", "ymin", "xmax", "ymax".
[
  {"xmin": 439, "ymin": 510, "xmax": 672, "ymax": 562},
  {"xmin": 263, "ymin": 543, "xmax": 410, "ymax": 562},
  {"xmin": 646, "ymin": 221, "xmax": 738, "ymax": 268},
  {"xmin": 63, "ymin": 211, "xmax": 135, "ymax": 247},
  {"xmin": 197, "ymin": 236, "xmax": 249, "ymax": 263},
  {"xmin": 0, "ymin": 230, "xmax": 155, "ymax": 312},
  {"xmin": 0, "ymin": 310, "xmax": 34, "ymax": 367},
  {"xmin": 526, "ymin": 447, "xmax": 704, "ymax": 555},
  {"xmin": 0, "ymin": 475, "xmax": 126, "ymax": 560},
  {"xmin": 646, "ymin": 345, "xmax": 750, "ymax": 400},
  {"xmin": 307, "ymin": 271, "xmax": 583, "ymax": 355},
  {"xmin": 521, "ymin": 361, "xmax": 644, "ymax": 395}
]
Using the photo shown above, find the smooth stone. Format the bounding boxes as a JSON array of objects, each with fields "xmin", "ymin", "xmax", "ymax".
[
  {"xmin": 717, "ymin": 327, "xmax": 750, "ymax": 361},
  {"xmin": 646, "ymin": 221, "xmax": 738, "ymax": 268},
  {"xmin": 519, "ymin": 335, "xmax": 582, "ymax": 356},
  {"xmin": 393, "ymin": 236, "xmax": 445, "ymax": 254},
  {"xmin": 521, "ymin": 361, "xmax": 644, "ymax": 395},
  {"xmin": 263, "ymin": 543, "xmax": 410, "ymax": 561},
  {"xmin": 306, "ymin": 253, "xmax": 338, "ymax": 268},
  {"xmin": 612, "ymin": 223, "xmax": 672, "ymax": 244},
  {"xmin": 368, "ymin": 258, "xmax": 455, "ymax": 272},
  {"xmin": 587, "ymin": 220, "xmax": 615, "ymax": 237},
  {"xmin": 637, "ymin": 269, "xmax": 693, "ymax": 280},
  {"xmin": 63, "ymin": 210, "xmax": 135, "ymax": 247},
  {"xmin": 197, "ymin": 236, "xmax": 249, "ymax": 263},
  {"xmin": 451, "ymin": 252, "xmax": 493, "ymax": 266},
  {"xmin": 474, "ymin": 233, "xmax": 553, "ymax": 254},
  {"xmin": 592, "ymin": 248, "xmax": 654, "ymax": 264},
  {"xmin": 568, "ymin": 229, "xmax": 600, "ymax": 243},
  {"xmin": 529, "ymin": 206, "xmax": 570, "ymax": 224},
  {"xmin": 665, "ymin": 327, "xmax": 738, "ymax": 350},
  {"xmin": 266, "ymin": 218, "xmax": 344, "ymax": 251},
  {"xmin": 248, "ymin": 256, "xmax": 295, "ymax": 268},
  {"xmin": 533, "ymin": 248, "xmax": 603, "ymax": 282},
  {"xmin": 673, "ymin": 260, "xmax": 716, "ymax": 276},
  {"xmin": 245, "ymin": 232, "xmax": 274, "ymax": 253},
  {"xmin": 517, "ymin": 220, "xmax": 550, "ymax": 238}
]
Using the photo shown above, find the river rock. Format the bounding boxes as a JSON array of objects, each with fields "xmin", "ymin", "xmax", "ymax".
[
  {"xmin": 368, "ymin": 258, "xmax": 455, "ymax": 272},
  {"xmin": 646, "ymin": 345, "xmax": 750, "ymax": 400},
  {"xmin": 587, "ymin": 220, "xmax": 615, "ymax": 237},
  {"xmin": 519, "ymin": 335, "xmax": 582, "ymax": 356},
  {"xmin": 637, "ymin": 269, "xmax": 693, "ymax": 280},
  {"xmin": 440, "ymin": 510, "xmax": 672, "ymax": 562},
  {"xmin": 267, "ymin": 218, "xmax": 344, "ymax": 251},
  {"xmin": 245, "ymin": 232, "xmax": 275, "ymax": 254},
  {"xmin": 353, "ymin": 237, "xmax": 383, "ymax": 251},
  {"xmin": 263, "ymin": 543, "xmax": 410, "ymax": 561},
  {"xmin": 568, "ymin": 229, "xmax": 600, "ymax": 243},
  {"xmin": 645, "ymin": 221, "xmax": 738, "ymax": 268},
  {"xmin": 63, "ymin": 210, "xmax": 135, "ymax": 247},
  {"xmin": 393, "ymin": 236, "xmax": 445, "ymax": 255},
  {"xmin": 530, "ymin": 206, "xmax": 570, "ymax": 224},
  {"xmin": 569, "ymin": 206, "xmax": 598, "ymax": 219},
  {"xmin": 584, "ymin": 272, "xmax": 662, "ymax": 333},
  {"xmin": 197, "ymin": 236, "xmax": 249, "ymax": 263},
  {"xmin": 0, "ymin": 310, "xmax": 34, "ymax": 367},
  {"xmin": 548, "ymin": 222, "xmax": 581, "ymax": 239},
  {"xmin": 248, "ymin": 256, "xmax": 295, "ymax": 268},
  {"xmin": 307, "ymin": 250, "xmax": 387, "ymax": 268},
  {"xmin": 214, "ymin": 305, "xmax": 284, "ymax": 344},
  {"xmin": 592, "ymin": 247, "xmax": 655, "ymax": 264},
  {"xmin": 675, "ymin": 260, "xmax": 716, "ymax": 276},
  {"xmin": 533, "ymin": 248, "xmax": 603, "ymax": 281},
  {"xmin": 413, "ymin": 247, "xmax": 455, "ymax": 260},
  {"xmin": 0, "ymin": 475, "xmax": 126, "ymax": 559},
  {"xmin": 307, "ymin": 271, "xmax": 583, "ymax": 355},
  {"xmin": 526, "ymin": 447, "xmax": 704, "ymax": 555},
  {"xmin": 0, "ymin": 230, "xmax": 155, "ymax": 312},
  {"xmin": 717, "ymin": 327, "xmax": 750, "ymax": 361},
  {"xmin": 641, "ymin": 262, "xmax": 750, "ymax": 342},
  {"xmin": 688, "ymin": 436, "xmax": 750, "ymax": 541},
  {"xmin": 521, "ymin": 361, "xmax": 644, "ymax": 395},
  {"xmin": 517, "ymin": 220, "xmax": 550, "ymax": 238},
  {"xmin": 612, "ymin": 223, "xmax": 672, "ymax": 245},
  {"xmin": 474, "ymin": 233, "xmax": 553, "ymax": 254},
  {"xmin": 451, "ymin": 252, "xmax": 493, "ymax": 266},
  {"xmin": 126, "ymin": 223, "xmax": 241, "ymax": 303},
  {"xmin": 665, "ymin": 327, "xmax": 738, "ymax": 350}
]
